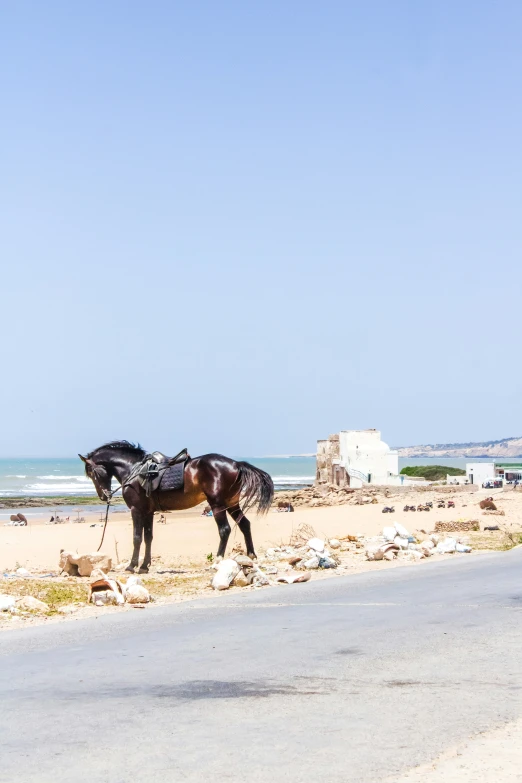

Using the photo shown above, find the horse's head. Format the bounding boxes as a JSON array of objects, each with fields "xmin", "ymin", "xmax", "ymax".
[
  {"xmin": 79, "ymin": 441, "xmax": 146, "ymax": 501},
  {"xmin": 79, "ymin": 454, "xmax": 113, "ymax": 501}
]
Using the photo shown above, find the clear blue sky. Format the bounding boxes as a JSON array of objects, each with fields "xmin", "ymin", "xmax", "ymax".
[{"xmin": 1, "ymin": 1, "xmax": 521, "ymax": 457}]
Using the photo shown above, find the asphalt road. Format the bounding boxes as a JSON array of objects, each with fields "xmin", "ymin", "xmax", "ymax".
[{"xmin": 1, "ymin": 550, "xmax": 522, "ymax": 783}]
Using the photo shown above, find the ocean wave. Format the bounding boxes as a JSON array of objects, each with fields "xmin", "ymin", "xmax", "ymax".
[
  {"xmin": 6, "ymin": 475, "xmax": 27, "ymax": 478},
  {"xmin": 26, "ymin": 483, "xmax": 96, "ymax": 492},
  {"xmin": 37, "ymin": 475, "xmax": 90, "ymax": 481}
]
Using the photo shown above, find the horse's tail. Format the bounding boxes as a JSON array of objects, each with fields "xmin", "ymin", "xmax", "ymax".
[{"xmin": 237, "ymin": 461, "xmax": 274, "ymax": 515}]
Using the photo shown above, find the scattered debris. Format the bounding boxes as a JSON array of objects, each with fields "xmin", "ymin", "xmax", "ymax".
[
  {"xmin": 277, "ymin": 571, "xmax": 312, "ymax": 584},
  {"xmin": 211, "ymin": 559, "xmax": 241, "ymax": 590},
  {"xmin": 0, "ymin": 594, "xmax": 16, "ymax": 612},
  {"xmin": 434, "ymin": 520, "xmax": 480, "ymax": 532},
  {"xmin": 59, "ymin": 551, "xmax": 112, "ymax": 577},
  {"xmin": 89, "ymin": 575, "xmax": 125, "ymax": 606},
  {"xmin": 365, "ymin": 520, "xmax": 473, "ymax": 563},
  {"xmin": 17, "ymin": 596, "xmax": 49, "ymax": 613},
  {"xmin": 124, "ymin": 582, "xmax": 150, "ymax": 604}
]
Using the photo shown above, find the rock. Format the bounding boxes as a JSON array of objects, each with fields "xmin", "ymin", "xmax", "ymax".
[
  {"xmin": 252, "ymin": 569, "xmax": 270, "ymax": 586},
  {"xmin": 16, "ymin": 596, "xmax": 49, "ymax": 612},
  {"xmin": 125, "ymin": 576, "xmax": 143, "ymax": 588},
  {"xmin": 233, "ymin": 573, "xmax": 250, "ymax": 587},
  {"xmin": 303, "ymin": 555, "xmax": 320, "ymax": 569},
  {"xmin": 383, "ymin": 526, "xmax": 397, "ymax": 542},
  {"xmin": 76, "ymin": 554, "xmax": 112, "ymax": 577},
  {"xmin": 420, "ymin": 541, "xmax": 434, "ymax": 556},
  {"xmin": 0, "ymin": 595, "xmax": 16, "ymax": 612},
  {"xmin": 307, "ymin": 538, "xmax": 325, "ymax": 553},
  {"xmin": 319, "ymin": 555, "xmax": 337, "ymax": 569},
  {"xmin": 211, "ymin": 559, "xmax": 241, "ymax": 590},
  {"xmin": 329, "ymin": 539, "xmax": 341, "ymax": 549},
  {"xmin": 90, "ymin": 567, "xmax": 109, "ymax": 583},
  {"xmin": 436, "ymin": 537, "xmax": 457, "ymax": 554},
  {"xmin": 264, "ymin": 566, "xmax": 278, "ymax": 575},
  {"xmin": 277, "ymin": 571, "xmax": 312, "ymax": 584},
  {"xmin": 288, "ymin": 556, "xmax": 303, "ymax": 566},
  {"xmin": 234, "ymin": 555, "xmax": 254, "ymax": 568},
  {"xmin": 91, "ymin": 577, "xmax": 125, "ymax": 605},
  {"xmin": 430, "ymin": 534, "xmax": 440, "ymax": 545},
  {"xmin": 16, "ymin": 567, "xmax": 30, "ymax": 577},
  {"xmin": 456, "ymin": 543, "xmax": 472, "ymax": 553},
  {"xmin": 394, "ymin": 522, "xmax": 410, "ymax": 538},
  {"xmin": 58, "ymin": 604, "xmax": 79, "ymax": 615},
  {"xmin": 59, "ymin": 551, "xmax": 112, "ymax": 577},
  {"xmin": 125, "ymin": 584, "xmax": 150, "ymax": 604},
  {"xmin": 394, "ymin": 536, "xmax": 409, "ymax": 549},
  {"xmin": 383, "ymin": 550, "xmax": 396, "ymax": 561}
]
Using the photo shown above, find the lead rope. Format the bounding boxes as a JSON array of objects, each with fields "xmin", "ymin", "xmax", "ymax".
[{"xmin": 97, "ymin": 484, "xmax": 122, "ymax": 552}]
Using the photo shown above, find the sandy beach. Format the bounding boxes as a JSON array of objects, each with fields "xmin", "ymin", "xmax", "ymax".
[{"xmin": 1, "ymin": 484, "xmax": 519, "ymax": 573}]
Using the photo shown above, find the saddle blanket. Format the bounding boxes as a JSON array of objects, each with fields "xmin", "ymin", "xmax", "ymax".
[{"xmin": 158, "ymin": 461, "xmax": 185, "ymax": 492}]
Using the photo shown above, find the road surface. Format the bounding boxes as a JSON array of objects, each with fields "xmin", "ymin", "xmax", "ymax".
[{"xmin": 1, "ymin": 550, "xmax": 522, "ymax": 782}]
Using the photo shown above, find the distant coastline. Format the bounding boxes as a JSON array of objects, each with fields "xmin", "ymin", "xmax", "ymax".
[{"xmin": 395, "ymin": 436, "xmax": 522, "ymax": 459}]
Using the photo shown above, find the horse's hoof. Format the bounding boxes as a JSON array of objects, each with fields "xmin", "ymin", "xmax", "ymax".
[
  {"xmin": 138, "ymin": 567, "xmax": 149, "ymax": 574},
  {"xmin": 125, "ymin": 566, "xmax": 136, "ymax": 573}
]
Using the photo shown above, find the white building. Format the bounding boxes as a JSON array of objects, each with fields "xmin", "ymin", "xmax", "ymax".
[
  {"xmin": 465, "ymin": 462, "xmax": 522, "ymax": 487},
  {"xmin": 317, "ymin": 429, "xmax": 402, "ymax": 488}
]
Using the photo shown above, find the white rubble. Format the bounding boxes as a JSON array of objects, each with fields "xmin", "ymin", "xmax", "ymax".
[
  {"xmin": 0, "ymin": 595, "xmax": 16, "ymax": 612},
  {"xmin": 59, "ymin": 551, "xmax": 112, "ymax": 577},
  {"xmin": 124, "ymin": 584, "xmax": 150, "ymax": 604},
  {"xmin": 436, "ymin": 537, "xmax": 457, "ymax": 554},
  {"xmin": 211, "ymin": 559, "xmax": 241, "ymax": 590},
  {"xmin": 17, "ymin": 596, "xmax": 49, "ymax": 612},
  {"xmin": 394, "ymin": 522, "xmax": 410, "ymax": 538},
  {"xmin": 307, "ymin": 538, "xmax": 325, "ymax": 553}
]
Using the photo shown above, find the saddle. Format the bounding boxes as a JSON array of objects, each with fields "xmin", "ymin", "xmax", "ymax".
[{"xmin": 130, "ymin": 448, "xmax": 190, "ymax": 500}]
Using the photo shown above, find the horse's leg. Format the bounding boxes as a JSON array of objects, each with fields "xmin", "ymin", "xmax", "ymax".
[
  {"xmin": 228, "ymin": 504, "xmax": 256, "ymax": 559},
  {"xmin": 210, "ymin": 502, "xmax": 231, "ymax": 559},
  {"xmin": 127, "ymin": 508, "xmax": 144, "ymax": 572},
  {"xmin": 139, "ymin": 512, "xmax": 154, "ymax": 573}
]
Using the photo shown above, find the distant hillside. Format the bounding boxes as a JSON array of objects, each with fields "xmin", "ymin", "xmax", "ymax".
[{"xmin": 396, "ymin": 436, "xmax": 522, "ymax": 458}]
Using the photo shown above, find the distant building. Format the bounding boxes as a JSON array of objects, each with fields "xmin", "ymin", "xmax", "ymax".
[
  {"xmin": 316, "ymin": 429, "xmax": 402, "ymax": 488},
  {"xmin": 459, "ymin": 462, "xmax": 522, "ymax": 487}
]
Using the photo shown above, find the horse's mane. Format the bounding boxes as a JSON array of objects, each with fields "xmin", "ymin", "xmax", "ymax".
[{"xmin": 87, "ymin": 440, "xmax": 147, "ymax": 459}]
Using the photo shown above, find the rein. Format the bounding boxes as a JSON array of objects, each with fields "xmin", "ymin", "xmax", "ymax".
[
  {"xmin": 96, "ymin": 484, "xmax": 122, "ymax": 552},
  {"xmin": 91, "ymin": 465, "xmax": 124, "ymax": 552}
]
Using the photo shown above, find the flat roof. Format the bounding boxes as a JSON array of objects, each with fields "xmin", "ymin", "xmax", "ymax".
[{"xmin": 496, "ymin": 463, "xmax": 522, "ymax": 469}]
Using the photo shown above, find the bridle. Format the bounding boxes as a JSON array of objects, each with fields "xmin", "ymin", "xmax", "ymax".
[{"xmin": 88, "ymin": 462, "xmax": 124, "ymax": 552}]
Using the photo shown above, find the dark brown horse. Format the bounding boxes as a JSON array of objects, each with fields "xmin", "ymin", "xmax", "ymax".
[{"xmin": 79, "ymin": 441, "xmax": 273, "ymax": 573}]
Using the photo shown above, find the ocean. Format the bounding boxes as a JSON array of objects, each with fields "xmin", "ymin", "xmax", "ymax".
[
  {"xmin": 0, "ymin": 456, "xmax": 316, "ymax": 497},
  {"xmin": 1, "ymin": 455, "xmax": 521, "ymax": 498}
]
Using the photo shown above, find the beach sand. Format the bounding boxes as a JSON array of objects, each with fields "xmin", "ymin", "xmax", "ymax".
[{"xmin": 1, "ymin": 485, "xmax": 519, "ymax": 572}]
